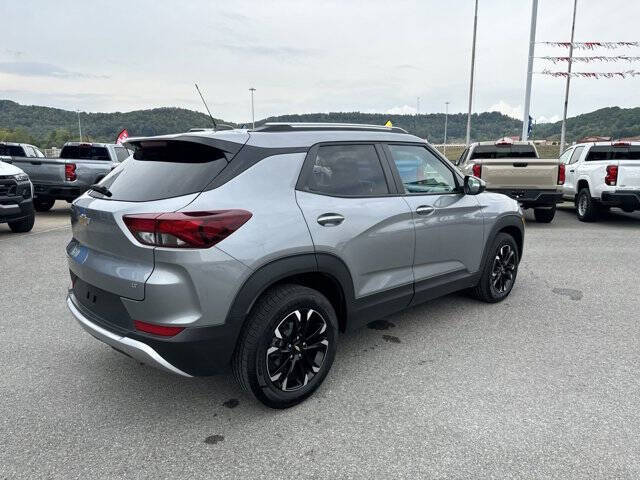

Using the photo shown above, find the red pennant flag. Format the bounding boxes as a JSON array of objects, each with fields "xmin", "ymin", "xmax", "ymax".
[{"xmin": 116, "ymin": 128, "xmax": 129, "ymax": 144}]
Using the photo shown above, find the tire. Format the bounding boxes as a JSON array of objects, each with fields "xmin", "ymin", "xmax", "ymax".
[
  {"xmin": 575, "ymin": 188, "xmax": 598, "ymax": 222},
  {"xmin": 471, "ymin": 232, "xmax": 519, "ymax": 303},
  {"xmin": 533, "ymin": 205, "xmax": 556, "ymax": 223},
  {"xmin": 33, "ymin": 197, "xmax": 55, "ymax": 212},
  {"xmin": 8, "ymin": 212, "xmax": 35, "ymax": 233},
  {"xmin": 232, "ymin": 284, "xmax": 338, "ymax": 409}
]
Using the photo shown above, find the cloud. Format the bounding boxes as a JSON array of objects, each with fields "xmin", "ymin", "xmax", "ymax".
[
  {"xmin": 488, "ymin": 100, "xmax": 523, "ymax": 119},
  {"xmin": 386, "ymin": 105, "xmax": 418, "ymax": 115},
  {"xmin": 3, "ymin": 49, "xmax": 25, "ymax": 59},
  {"xmin": 219, "ymin": 44, "xmax": 318, "ymax": 58},
  {"xmin": 0, "ymin": 62, "xmax": 109, "ymax": 79},
  {"xmin": 536, "ymin": 115, "xmax": 561, "ymax": 123}
]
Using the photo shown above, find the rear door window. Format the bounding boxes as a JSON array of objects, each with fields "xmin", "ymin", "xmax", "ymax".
[
  {"xmin": 0, "ymin": 145, "xmax": 26, "ymax": 156},
  {"xmin": 114, "ymin": 146, "xmax": 130, "ymax": 162},
  {"xmin": 93, "ymin": 140, "xmax": 231, "ymax": 202},
  {"xmin": 302, "ymin": 144, "xmax": 390, "ymax": 196},
  {"xmin": 61, "ymin": 145, "xmax": 110, "ymax": 160},
  {"xmin": 569, "ymin": 146, "xmax": 584, "ymax": 164}
]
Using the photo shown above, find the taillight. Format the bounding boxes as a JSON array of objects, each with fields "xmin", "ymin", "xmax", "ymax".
[
  {"xmin": 123, "ymin": 210, "xmax": 252, "ymax": 248},
  {"xmin": 472, "ymin": 163, "xmax": 482, "ymax": 178},
  {"xmin": 605, "ymin": 165, "xmax": 618, "ymax": 186},
  {"xmin": 557, "ymin": 163, "xmax": 565, "ymax": 185},
  {"xmin": 65, "ymin": 163, "xmax": 77, "ymax": 181},
  {"xmin": 133, "ymin": 320, "xmax": 184, "ymax": 337}
]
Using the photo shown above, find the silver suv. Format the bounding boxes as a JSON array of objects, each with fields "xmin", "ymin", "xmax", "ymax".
[{"xmin": 66, "ymin": 123, "xmax": 524, "ymax": 408}]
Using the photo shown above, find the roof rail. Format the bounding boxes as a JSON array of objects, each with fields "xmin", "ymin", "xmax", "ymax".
[{"xmin": 254, "ymin": 122, "xmax": 408, "ymax": 134}]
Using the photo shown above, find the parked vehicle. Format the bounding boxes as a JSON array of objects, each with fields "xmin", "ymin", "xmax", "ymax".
[
  {"xmin": 560, "ymin": 140, "xmax": 640, "ymax": 221},
  {"xmin": 66, "ymin": 123, "xmax": 525, "ymax": 408},
  {"xmin": 1, "ymin": 141, "xmax": 130, "ymax": 211},
  {"xmin": 456, "ymin": 138, "xmax": 564, "ymax": 223},
  {"xmin": 0, "ymin": 159, "xmax": 35, "ymax": 233}
]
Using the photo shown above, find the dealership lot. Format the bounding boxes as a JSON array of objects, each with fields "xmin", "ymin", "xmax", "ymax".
[{"xmin": 2, "ymin": 202, "xmax": 640, "ymax": 479}]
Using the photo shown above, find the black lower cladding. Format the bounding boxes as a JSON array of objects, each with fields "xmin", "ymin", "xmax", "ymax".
[
  {"xmin": 0, "ymin": 197, "xmax": 34, "ymax": 222},
  {"xmin": 601, "ymin": 191, "xmax": 640, "ymax": 210},
  {"xmin": 491, "ymin": 188, "xmax": 563, "ymax": 207},
  {"xmin": 71, "ymin": 273, "xmax": 237, "ymax": 376},
  {"xmin": 34, "ymin": 184, "xmax": 83, "ymax": 200}
]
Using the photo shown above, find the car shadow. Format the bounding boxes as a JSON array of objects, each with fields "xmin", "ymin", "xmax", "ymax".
[{"xmin": 78, "ymin": 292, "xmax": 474, "ymax": 422}]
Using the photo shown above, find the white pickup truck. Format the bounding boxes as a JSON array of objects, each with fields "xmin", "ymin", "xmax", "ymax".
[
  {"xmin": 560, "ymin": 141, "xmax": 640, "ymax": 221},
  {"xmin": 456, "ymin": 139, "xmax": 564, "ymax": 223}
]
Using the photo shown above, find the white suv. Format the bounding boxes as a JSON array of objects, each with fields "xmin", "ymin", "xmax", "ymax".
[{"xmin": 560, "ymin": 141, "xmax": 640, "ymax": 221}]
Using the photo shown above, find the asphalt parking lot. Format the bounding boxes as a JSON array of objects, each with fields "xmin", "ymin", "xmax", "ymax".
[{"xmin": 2, "ymin": 202, "xmax": 640, "ymax": 479}]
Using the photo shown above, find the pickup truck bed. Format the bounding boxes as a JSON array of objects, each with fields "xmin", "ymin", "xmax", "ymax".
[
  {"xmin": 477, "ymin": 157, "xmax": 563, "ymax": 207},
  {"xmin": 456, "ymin": 140, "xmax": 563, "ymax": 223}
]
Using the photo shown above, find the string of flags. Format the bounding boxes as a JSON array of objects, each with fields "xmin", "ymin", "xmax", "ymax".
[
  {"xmin": 538, "ymin": 41, "xmax": 640, "ymax": 50},
  {"xmin": 537, "ymin": 41, "xmax": 640, "ymax": 78},
  {"xmin": 538, "ymin": 69, "xmax": 640, "ymax": 79},
  {"xmin": 538, "ymin": 56, "xmax": 640, "ymax": 64}
]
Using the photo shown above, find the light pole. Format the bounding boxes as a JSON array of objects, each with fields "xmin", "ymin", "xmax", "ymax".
[
  {"xmin": 466, "ymin": 0, "xmax": 479, "ymax": 146},
  {"xmin": 444, "ymin": 101, "xmax": 450, "ymax": 156},
  {"xmin": 559, "ymin": 0, "xmax": 578, "ymax": 154},
  {"xmin": 416, "ymin": 96, "xmax": 420, "ymax": 115},
  {"xmin": 249, "ymin": 87, "xmax": 256, "ymax": 130},
  {"xmin": 76, "ymin": 110, "xmax": 82, "ymax": 142},
  {"xmin": 522, "ymin": 0, "xmax": 538, "ymax": 141}
]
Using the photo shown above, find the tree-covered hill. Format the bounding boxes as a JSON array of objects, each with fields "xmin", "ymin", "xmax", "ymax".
[
  {"xmin": 533, "ymin": 106, "xmax": 640, "ymax": 141},
  {"xmin": 1, "ymin": 99, "xmax": 639, "ymax": 148}
]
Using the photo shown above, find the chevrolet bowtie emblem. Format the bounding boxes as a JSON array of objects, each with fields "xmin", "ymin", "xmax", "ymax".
[{"xmin": 78, "ymin": 214, "xmax": 91, "ymax": 226}]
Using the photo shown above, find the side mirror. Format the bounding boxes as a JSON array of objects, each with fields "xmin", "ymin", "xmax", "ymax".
[{"xmin": 464, "ymin": 175, "xmax": 485, "ymax": 195}]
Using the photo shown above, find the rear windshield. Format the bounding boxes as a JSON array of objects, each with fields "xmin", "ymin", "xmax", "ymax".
[
  {"xmin": 0, "ymin": 144, "xmax": 26, "ymax": 156},
  {"xmin": 61, "ymin": 145, "xmax": 110, "ymax": 160},
  {"xmin": 586, "ymin": 146, "xmax": 640, "ymax": 161},
  {"xmin": 470, "ymin": 145, "xmax": 538, "ymax": 159},
  {"xmin": 92, "ymin": 140, "xmax": 230, "ymax": 202}
]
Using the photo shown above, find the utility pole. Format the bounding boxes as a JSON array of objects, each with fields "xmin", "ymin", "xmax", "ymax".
[
  {"xmin": 522, "ymin": 0, "xmax": 538, "ymax": 141},
  {"xmin": 416, "ymin": 96, "xmax": 420, "ymax": 115},
  {"xmin": 444, "ymin": 101, "xmax": 450, "ymax": 155},
  {"xmin": 559, "ymin": 0, "xmax": 578, "ymax": 153},
  {"xmin": 466, "ymin": 0, "xmax": 479, "ymax": 146},
  {"xmin": 76, "ymin": 110, "xmax": 82, "ymax": 142},
  {"xmin": 249, "ymin": 87, "xmax": 256, "ymax": 129}
]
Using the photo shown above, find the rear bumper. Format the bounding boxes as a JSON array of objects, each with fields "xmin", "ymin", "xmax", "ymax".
[
  {"xmin": 67, "ymin": 290, "xmax": 238, "ymax": 376},
  {"xmin": 0, "ymin": 197, "xmax": 34, "ymax": 223},
  {"xmin": 490, "ymin": 188, "xmax": 563, "ymax": 208},
  {"xmin": 35, "ymin": 183, "xmax": 85, "ymax": 200},
  {"xmin": 67, "ymin": 294, "xmax": 192, "ymax": 377},
  {"xmin": 601, "ymin": 190, "xmax": 640, "ymax": 210}
]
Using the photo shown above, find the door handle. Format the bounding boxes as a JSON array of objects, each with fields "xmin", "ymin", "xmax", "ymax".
[
  {"xmin": 317, "ymin": 213, "xmax": 344, "ymax": 226},
  {"xmin": 569, "ymin": 169, "xmax": 575, "ymax": 173},
  {"xmin": 416, "ymin": 205, "xmax": 436, "ymax": 216}
]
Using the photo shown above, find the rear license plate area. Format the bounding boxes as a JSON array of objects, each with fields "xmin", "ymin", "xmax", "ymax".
[{"xmin": 72, "ymin": 277, "xmax": 133, "ymax": 331}]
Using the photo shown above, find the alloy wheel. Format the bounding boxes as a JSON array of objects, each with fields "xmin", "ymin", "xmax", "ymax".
[
  {"xmin": 578, "ymin": 193, "xmax": 588, "ymax": 217},
  {"xmin": 490, "ymin": 244, "xmax": 516, "ymax": 295},
  {"xmin": 266, "ymin": 309, "xmax": 329, "ymax": 392}
]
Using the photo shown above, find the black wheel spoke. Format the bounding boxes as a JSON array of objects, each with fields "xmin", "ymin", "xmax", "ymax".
[
  {"xmin": 489, "ymin": 242, "xmax": 517, "ymax": 296},
  {"xmin": 266, "ymin": 308, "xmax": 329, "ymax": 392}
]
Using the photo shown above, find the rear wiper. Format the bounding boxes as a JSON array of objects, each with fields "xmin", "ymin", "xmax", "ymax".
[{"xmin": 88, "ymin": 184, "xmax": 113, "ymax": 197}]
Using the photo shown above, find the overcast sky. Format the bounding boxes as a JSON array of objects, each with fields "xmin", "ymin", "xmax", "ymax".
[{"xmin": 1, "ymin": 0, "xmax": 638, "ymax": 123}]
